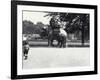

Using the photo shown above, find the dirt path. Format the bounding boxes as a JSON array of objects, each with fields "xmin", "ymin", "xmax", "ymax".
[{"xmin": 23, "ymin": 47, "xmax": 90, "ymax": 69}]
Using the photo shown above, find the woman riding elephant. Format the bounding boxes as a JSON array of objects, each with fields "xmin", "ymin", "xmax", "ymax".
[{"xmin": 48, "ymin": 15, "xmax": 67, "ymax": 47}]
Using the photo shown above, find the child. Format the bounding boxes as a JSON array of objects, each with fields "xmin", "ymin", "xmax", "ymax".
[{"xmin": 23, "ymin": 36, "xmax": 30, "ymax": 60}]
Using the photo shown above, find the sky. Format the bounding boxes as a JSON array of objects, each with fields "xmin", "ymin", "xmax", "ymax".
[{"xmin": 23, "ymin": 11, "xmax": 52, "ymax": 25}]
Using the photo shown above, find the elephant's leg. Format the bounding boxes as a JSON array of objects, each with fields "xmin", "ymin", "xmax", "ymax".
[
  {"xmin": 62, "ymin": 36, "xmax": 66, "ymax": 48},
  {"xmin": 56, "ymin": 36, "xmax": 60, "ymax": 47},
  {"xmin": 60, "ymin": 36, "xmax": 64, "ymax": 48},
  {"xmin": 58, "ymin": 38, "xmax": 62, "ymax": 48},
  {"xmin": 57, "ymin": 36, "xmax": 61, "ymax": 47},
  {"xmin": 48, "ymin": 39, "xmax": 50, "ymax": 46},
  {"xmin": 57, "ymin": 40, "xmax": 60, "ymax": 47},
  {"xmin": 61, "ymin": 41, "xmax": 64, "ymax": 48},
  {"xmin": 48, "ymin": 35, "xmax": 51, "ymax": 47},
  {"xmin": 48, "ymin": 36, "xmax": 53, "ymax": 47},
  {"xmin": 57, "ymin": 36, "xmax": 61, "ymax": 48},
  {"xmin": 51, "ymin": 39, "xmax": 54, "ymax": 46},
  {"xmin": 58, "ymin": 36, "xmax": 66, "ymax": 48},
  {"xmin": 59, "ymin": 42, "xmax": 61, "ymax": 47}
]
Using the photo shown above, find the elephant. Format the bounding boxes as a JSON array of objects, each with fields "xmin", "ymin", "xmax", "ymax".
[{"xmin": 48, "ymin": 27, "xmax": 67, "ymax": 48}]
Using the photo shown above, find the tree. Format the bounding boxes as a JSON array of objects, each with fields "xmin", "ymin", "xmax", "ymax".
[
  {"xmin": 23, "ymin": 20, "xmax": 35, "ymax": 34},
  {"xmin": 44, "ymin": 12, "xmax": 89, "ymax": 45}
]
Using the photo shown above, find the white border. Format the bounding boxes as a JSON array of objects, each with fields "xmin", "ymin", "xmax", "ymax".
[{"xmin": 17, "ymin": 5, "xmax": 95, "ymax": 75}]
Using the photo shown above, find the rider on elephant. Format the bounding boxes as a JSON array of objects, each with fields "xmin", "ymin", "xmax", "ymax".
[{"xmin": 50, "ymin": 15, "xmax": 61, "ymax": 29}]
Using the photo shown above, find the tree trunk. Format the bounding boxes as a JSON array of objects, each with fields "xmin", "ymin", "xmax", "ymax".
[{"xmin": 81, "ymin": 25, "xmax": 84, "ymax": 46}]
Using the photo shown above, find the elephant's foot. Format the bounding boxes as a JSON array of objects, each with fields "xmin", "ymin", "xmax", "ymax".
[{"xmin": 63, "ymin": 45, "xmax": 66, "ymax": 48}]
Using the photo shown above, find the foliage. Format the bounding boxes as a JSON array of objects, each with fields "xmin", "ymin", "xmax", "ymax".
[
  {"xmin": 23, "ymin": 20, "xmax": 45, "ymax": 34},
  {"xmin": 44, "ymin": 12, "xmax": 90, "ymax": 41}
]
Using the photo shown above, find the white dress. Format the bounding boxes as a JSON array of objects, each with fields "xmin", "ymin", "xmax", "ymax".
[{"xmin": 59, "ymin": 28, "xmax": 67, "ymax": 36}]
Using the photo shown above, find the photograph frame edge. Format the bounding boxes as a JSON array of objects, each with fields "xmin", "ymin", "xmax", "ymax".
[{"xmin": 11, "ymin": 1, "xmax": 98, "ymax": 79}]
